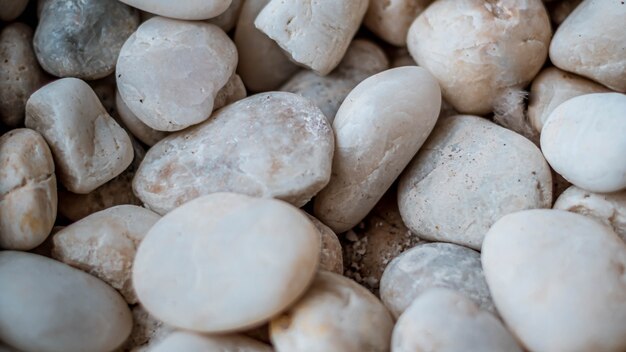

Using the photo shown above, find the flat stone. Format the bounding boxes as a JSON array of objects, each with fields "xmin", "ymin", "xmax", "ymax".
[{"xmin": 119, "ymin": 0, "xmax": 232, "ymax": 20}]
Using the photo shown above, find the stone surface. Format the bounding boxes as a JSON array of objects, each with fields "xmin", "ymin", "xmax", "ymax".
[
  {"xmin": 120, "ymin": 0, "xmax": 232, "ymax": 20},
  {"xmin": 527, "ymin": 67, "xmax": 610, "ymax": 134},
  {"xmin": 364, "ymin": 0, "xmax": 434, "ymax": 46},
  {"xmin": 123, "ymin": 305, "xmax": 174, "ymax": 352},
  {"xmin": 34, "ymin": 0, "xmax": 139, "ymax": 80},
  {"xmin": 314, "ymin": 67, "xmax": 441, "ymax": 233},
  {"xmin": 133, "ymin": 92, "xmax": 333, "ymax": 215},
  {"xmin": 151, "ymin": 332, "xmax": 272, "ymax": 352},
  {"xmin": 0, "ymin": 251, "xmax": 132, "ymax": 352},
  {"xmin": 541, "ymin": 93, "xmax": 626, "ymax": 193},
  {"xmin": 207, "ymin": 0, "xmax": 243, "ymax": 32},
  {"xmin": 398, "ymin": 115, "xmax": 552, "ymax": 249},
  {"xmin": 115, "ymin": 89, "xmax": 169, "ymax": 146},
  {"xmin": 0, "ymin": 129, "xmax": 56, "ymax": 250},
  {"xmin": 550, "ymin": 0, "xmax": 626, "ymax": 92},
  {"xmin": 255, "ymin": 0, "xmax": 369, "ymax": 75},
  {"xmin": 270, "ymin": 271, "xmax": 394, "ymax": 352},
  {"xmin": 117, "ymin": 17, "xmax": 237, "ymax": 131},
  {"xmin": 234, "ymin": 0, "xmax": 300, "ymax": 92},
  {"xmin": 0, "ymin": 0, "xmax": 28, "ymax": 21},
  {"xmin": 392, "ymin": 289, "xmax": 522, "ymax": 352},
  {"xmin": 280, "ymin": 39, "xmax": 389, "ymax": 123},
  {"xmin": 25, "ymin": 78, "xmax": 133, "ymax": 194},
  {"xmin": 547, "ymin": 0, "xmax": 582, "ymax": 25},
  {"xmin": 0, "ymin": 23, "xmax": 47, "ymax": 127},
  {"xmin": 554, "ymin": 186, "xmax": 626, "ymax": 243},
  {"xmin": 380, "ymin": 242, "xmax": 495, "ymax": 318},
  {"xmin": 133, "ymin": 193, "xmax": 320, "ymax": 332},
  {"xmin": 213, "ymin": 73, "xmax": 247, "ymax": 110},
  {"xmin": 407, "ymin": 0, "xmax": 551, "ymax": 115},
  {"xmin": 482, "ymin": 209, "xmax": 626, "ymax": 352},
  {"xmin": 51, "ymin": 205, "xmax": 160, "ymax": 303},
  {"xmin": 306, "ymin": 214, "xmax": 343, "ymax": 274}
]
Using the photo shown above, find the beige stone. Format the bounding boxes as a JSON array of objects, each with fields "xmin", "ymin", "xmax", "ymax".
[
  {"xmin": 392, "ymin": 289, "xmax": 522, "ymax": 352},
  {"xmin": 119, "ymin": 0, "xmax": 231, "ymax": 20},
  {"xmin": 25, "ymin": 78, "xmax": 133, "ymax": 194},
  {"xmin": 364, "ymin": 0, "xmax": 434, "ymax": 46},
  {"xmin": 0, "ymin": 23, "xmax": 47, "ymax": 127},
  {"xmin": 207, "ymin": 0, "xmax": 243, "ymax": 32},
  {"xmin": 124, "ymin": 305, "xmax": 174, "ymax": 352},
  {"xmin": 550, "ymin": 0, "xmax": 626, "ymax": 92},
  {"xmin": 133, "ymin": 92, "xmax": 333, "ymax": 215},
  {"xmin": 528, "ymin": 67, "xmax": 610, "ymax": 134},
  {"xmin": 234, "ymin": 0, "xmax": 300, "ymax": 92},
  {"xmin": 151, "ymin": 332, "xmax": 273, "ymax": 352},
  {"xmin": 314, "ymin": 67, "xmax": 441, "ymax": 233},
  {"xmin": 270, "ymin": 271, "xmax": 394, "ymax": 352},
  {"xmin": 116, "ymin": 17, "xmax": 237, "ymax": 131},
  {"xmin": 0, "ymin": 129, "xmax": 56, "ymax": 250},
  {"xmin": 398, "ymin": 115, "xmax": 552, "ymax": 249},
  {"xmin": 133, "ymin": 193, "xmax": 320, "ymax": 332},
  {"xmin": 255, "ymin": 0, "xmax": 369, "ymax": 75},
  {"xmin": 52, "ymin": 205, "xmax": 160, "ymax": 303},
  {"xmin": 306, "ymin": 214, "xmax": 343, "ymax": 274},
  {"xmin": 541, "ymin": 93, "xmax": 626, "ymax": 193},
  {"xmin": 407, "ymin": 0, "xmax": 551, "ymax": 115},
  {"xmin": 280, "ymin": 39, "xmax": 389, "ymax": 123},
  {"xmin": 482, "ymin": 209, "xmax": 626, "ymax": 352},
  {"xmin": 0, "ymin": 251, "xmax": 132, "ymax": 352},
  {"xmin": 213, "ymin": 73, "xmax": 247, "ymax": 110},
  {"xmin": 0, "ymin": 0, "xmax": 28, "ymax": 21}
]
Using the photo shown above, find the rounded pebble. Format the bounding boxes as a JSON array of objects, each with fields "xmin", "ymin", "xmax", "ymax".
[
  {"xmin": 151, "ymin": 331, "xmax": 272, "ymax": 352},
  {"xmin": 306, "ymin": 214, "xmax": 343, "ymax": 274},
  {"xmin": 207, "ymin": 0, "xmax": 243, "ymax": 32},
  {"xmin": 0, "ymin": 0, "xmax": 28, "ymax": 21},
  {"xmin": 364, "ymin": 0, "xmax": 433, "ymax": 46},
  {"xmin": 119, "ymin": 0, "xmax": 232, "ymax": 20}
]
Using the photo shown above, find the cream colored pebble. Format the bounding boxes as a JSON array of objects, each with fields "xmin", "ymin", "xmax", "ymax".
[
  {"xmin": 0, "ymin": 129, "xmax": 56, "ymax": 250},
  {"xmin": 151, "ymin": 331, "xmax": 273, "ymax": 352},
  {"xmin": 207, "ymin": 0, "xmax": 243, "ymax": 32},
  {"xmin": 306, "ymin": 214, "xmax": 343, "ymax": 274},
  {"xmin": 25, "ymin": 77, "xmax": 133, "ymax": 194},
  {"xmin": 314, "ymin": 66, "xmax": 441, "ymax": 233},
  {"xmin": 133, "ymin": 193, "xmax": 320, "ymax": 333},
  {"xmin": 270, "ymin": 271, "xmax": 394, "ymax": 352},
  {"xmin": 51, "ymin": 205, "xmax": 160, "ymax": 304},
  {"xmin": 118, "ymin": 0, "xmax": 232, "ymax": 20},
  {"xmin": 364, "ymin": 0, "xmax": 434, "ymax": 46},
  {"xmin": 255, "ymin": 0, "xmax": 369, "ymax": 75}
]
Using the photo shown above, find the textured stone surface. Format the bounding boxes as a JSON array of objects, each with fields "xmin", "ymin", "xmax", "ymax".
[
  {"xmin": 398, "ymin": 115, "xmax": 552, "ymax": 249},
  {"xmin": 234, "ymin": 0, "xmax": 299, "ymax": 92},
  {"xmin": 550, "ymin": 0, "xmax": 626, "ymax": 92},
  {"xmin": 120, "ymin": 0, "xmax": 232, "ymax": 20},
  {"xmin": 314, "ymin": 67, "xmax": 441, "ymax": 233},
  {"xmin": 0, "ymin": 129, "xmax": 56, "ymax": 250},
  {"xmin": 270, "ymin": 271, "xmax": 394, "ymax": 352},
  {"xmin": 364, "ymin": 0, "xmax": 434, "ymax": 46},
  {"xmin": 528, "ymin": 67, "xmax": 610, "ymax": 134},
  {"xmin": 281, "ymin": 39, "xmax": 389, "ymax": 123},
  {"xmin": 25, "ymin": 78, "xmax": 133, "ymax": 194},
  {"xmin": 255, "ymin": 0, "xmax": 369, "ymax": 75},
  {"xmin": 0, "ymin": 0, "xmax": 28, "ymax": 21},
  {"xmin": 541, "ymin": 93, "xmax": 626, "ymax": 193},
  {"xmin": 133, "ymin": 193, "xmax": 320, "ymax": 332},
  {"xmin": 392, "ymin": 289, "xmax": 522, "ymax": 352},
  {"xmin": 34, "ymin": 0, "xmax": 139, "ymax": 80},
  {"xmin": 207, "ymin": 0, "xmax": 243, "ymax": 32},
  {"xmin": 0, "ymin": 23, "xmax": 47, "ymax": 127},
  {"xmin": 483, "ymin": 209, "xmax": 626, "ymax": 352},
  {"xmin": 51, "ymin": 205, "xmax": 160, "ymax": 303},
  {"xmin": 133, "ymin": 92, "xmax": 333, "ymax": 215},
  {"xmin": 408, "ymin": 0, "xmax": 550, "ymax": 114},
  {"xmin": 0, "ymin": 251, "xmax": 132, "ymax": 352},
  {"xmin": 151, "ymin": 332, "xmax": 272, "ymax": 352},
  {"xmin": 306, "ymin": 214, "xmax": 343, "ymax": 274},
  {"xmin": 123, "ymin": 305, "xmax": 174, "ymax": 352},
  {"xmin": 117, "ymin": 17, "xmax": 237, "ymax": 131},
  {"xmin": 380, "ymin": 242, "xmax": 495, "ymax": 318}
]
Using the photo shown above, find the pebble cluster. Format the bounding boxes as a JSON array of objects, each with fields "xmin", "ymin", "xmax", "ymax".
[{"xmin": 0, "ymin": 0, "xmax": 625, "ymax": 352}]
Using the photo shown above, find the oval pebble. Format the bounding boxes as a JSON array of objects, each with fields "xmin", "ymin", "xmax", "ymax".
[
  {"xmin": 151, "ymin": 331, "xmax": 272, "ymax": 352},
  {"xmin": 0, "ymin": 251, "xmax": 132, "ymax": 352},
  {"xmin": 133, "ymin": 92, "xmax": 333, "ymax": 215},
  {"xmin": 116, "ymin": 17, "xmax": 237, "ymax": 131},
  {"xmin": 541, "ymin": 93, "xmax": 626, "ymax": 193},
  {"xmin": 398, "ymin": 115, "xmax": 552, "ymax": 249},
  {"xmin": 392, "ymin": 289, "xmax": 522, "ymax": 352},
  {"xmin": 482, "ymin": 209, "xmax": 626, "ymax": 352},
  {"xmin": 133, "ymin": 193, "xmax": 320, "ymax": 332},
  {"xmin": 119, "ymin": 0, "xmax": 232, "ymax": 20},
  {"xmin": 270, "ymin": 271, "xmax": 394, "ymax": 352},
  {"xmin": 380, "ymin": 242, "xmax": 495, "ymax": 318},
  {"xmin": 0, "ymin": 0, "xmax": 28, "ymax": 21}
]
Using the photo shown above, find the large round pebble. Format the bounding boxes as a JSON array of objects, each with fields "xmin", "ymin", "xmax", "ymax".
[
  {"xmin": 380, "ymin": 242, "xmax": 495, "ymax": 318},
  {"xmin": 270, "ymin": 271, "xmax": 394, "ymax": 352},
  {"xmin": 398, "ymin": 115, "xmax": 552, "ymax": 249},
  {"xmin": 0, "ymin": 251, "xmax": 132, "ymax": 352},
  {"xmin": 541, "ymin": 93, "xmax": 626, "ymax": 193},
  {"xmin": 133, "ymin": 92, "xmax": 333, "ymax": 215},
  {"xmin": 133, "ymin": 193, "xmax": 320, "ymax": 332},
  {"xmin": 117, "ymin": 17, "xmax": 237, "ymax": 131},
  {"xmin": 119, "ymin": 0, "xmax": 231, "ymax": 20},
  {"xmin": 151, "ymin": 332, "xmax": 272, "ymax": 352},
  {"xmin": 482, "ymin": 209, "xmax": 626, "ymax": 352}
]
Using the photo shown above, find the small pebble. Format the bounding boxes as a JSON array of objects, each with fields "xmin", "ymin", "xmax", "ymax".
[
  {"xmin": 119, "ymin": 0, "xmax": 232, "ymax": 20},
  {"xmin": 150, "ymin": 331, "xmax": 272, "ymax": 352},
  {"xmin": 0, "ymin": 0, "xmax": 28, "ymax": 21},
  {"xmin": 207, "ymin": 0, "xmax": 243, "ymax": 32},
  {"xmin": 123, "ymin": 305, "xmax": 174, "ymax": 352},
  {"xmin": 306, "ymin": 214, "xmax": 344, "ymax": 274},
  {"xmin": 364, "ymin": 0, "xmax": 434, "ymax": 46}
]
